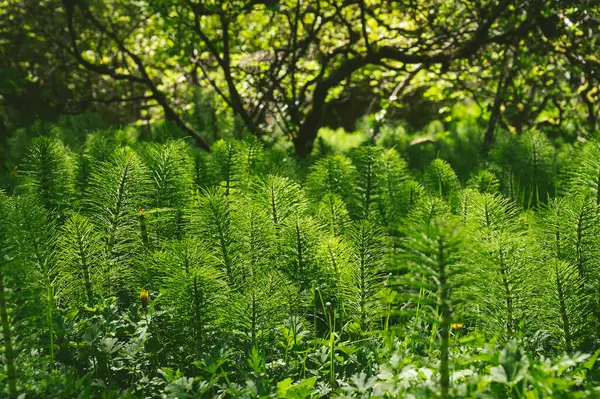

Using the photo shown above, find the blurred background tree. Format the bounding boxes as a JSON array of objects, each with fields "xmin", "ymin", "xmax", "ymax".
[{"xmin": 1, "ymin": 0, "xmax": 598, "ymax": 158}]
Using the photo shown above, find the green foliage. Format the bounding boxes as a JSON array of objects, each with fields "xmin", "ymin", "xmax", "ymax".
[
  {"xmin": 144, "ymin": 140, "xmax": 193, "ymax": 210},
  {"xmin": 189, "ymin": 187, "xmax": 238, "ymax": 286},
  {"xmin": 3, "ymin": 133, "xmax": 600, "ymax": 398},
  {"xmin": 462, "ymin": 191, "xmax": 534, "ymax": 340},
  {"xmin": 540, "ymin": 259, "xmax": 591, "ymax": 353},
  {"xmin": 315, "ymin": 194, "xmax": 350, "ymax": 237},
  {"xmin": 157, "ymin": 239, "xmax": 228, "ymax": 359},
  {"xmin": 375, "ymin": 148, "xmax": 411, "ymax": 229},
  {"xmin": 491, "ymin": 131, "xmax": 557, "ymax": 207},
  {"xmin": 56, "ymin": 213, "xmax": 105, "ymax": 306},
  {"xmin": 20, "ymin": 136, "xmax": 73, "ymax": 216},
  {"xmin": 9, "ymin": 195, "xmax": 59, "ymax": 369},
  {"xmin": 253, "ymin": 175, "xmax": 306, "ymax": 228},
  {"xmin": 423, "ymin": 158, "xmax": 460, "ymax": 199},
  {"xmin": 394, "ymin": 215, "xmax": 472, "ymax": 398},
  {"xmin": 306, "ymin": 154, "xmax": 357, "ymax": 206},
  {"xmin": 473, "ymin": 229, "xmax": 535, "ymax": 340},
  {"xmin": 565, "ymin": 139, "xmax": 600, "ymax": 201},
  {"xmin": 84, "ymin": 149, "xmax": 151, "ymax": 298},
  {"xmin": 0, "ymin": 193, "xmax": 18, "ymax": 399},
  {"xmin": 4, "ymin": 0, "xmax": 600, "ymax": 395},
  {"xmin": 350, "ymin": 146, "xmax": 383, "ymax": 221},
  {"xmin": 142, "ymin": 140, "xmax": 194, "ymax": 242},
  {"xmin": 344, "ymin": 221, "xmax": 386, "ymax": 331},
  {"xmin": 208, "ymin": 139, "xmax": 263, "ymax": 195},
  {"xmin": 467, "ymin": 169, "xmax": 500, "ymax": 194},
  {"xmin": 278, "ymin": 215, "xmax": 321, "ymax": 292}
]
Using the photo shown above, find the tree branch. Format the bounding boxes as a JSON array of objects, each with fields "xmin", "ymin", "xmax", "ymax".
[
  {"xmin": 293, "ymin": 0, "xmax": 519, "ymax": 157},
  {"xmin": 63, "ymin": 1, "xmax": 211, "ymax": 151}
]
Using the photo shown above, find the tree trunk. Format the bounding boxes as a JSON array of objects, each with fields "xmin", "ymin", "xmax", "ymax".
[{"xmin": 484, "ymin": 50, "xmax": 517, "ymax": 148}]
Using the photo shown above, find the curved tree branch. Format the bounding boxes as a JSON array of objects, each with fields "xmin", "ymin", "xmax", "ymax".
[
  {"xmin": 63, "ymin": 0, "xmax": 211, "ymax": 151},
  {"xmin": 293, "ymin": 0, "xmax": 527, "ymax": 157}
]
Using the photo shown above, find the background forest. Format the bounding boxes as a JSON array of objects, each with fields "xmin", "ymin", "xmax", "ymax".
[{"xmin": 2, "ymin": 0, "xmax": 600, "ymax": 398}]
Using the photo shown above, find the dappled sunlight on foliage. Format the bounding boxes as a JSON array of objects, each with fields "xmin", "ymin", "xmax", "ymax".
[
  {"xmin": 1, "ymin": 0, "xmax": 600, "ymax": 397},
  {"xmin": 1, "ymin": 125, "xmax": 600, "ymax": 397}
]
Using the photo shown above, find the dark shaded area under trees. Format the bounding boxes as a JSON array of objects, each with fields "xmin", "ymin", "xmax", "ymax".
[{"xmin": 1, "ymin": 0, "xmax": 599, "ymax": 158}]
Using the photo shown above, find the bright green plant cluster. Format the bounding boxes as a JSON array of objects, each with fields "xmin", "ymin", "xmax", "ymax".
[{"xmin": 2, "ymin": 130, "xmax": 600, "ymax": 398}]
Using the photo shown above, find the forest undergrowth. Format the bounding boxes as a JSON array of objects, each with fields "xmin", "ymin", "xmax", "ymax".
[{"xmin": 2, "ymin": 127, "xmax": 600, "ymax": 398}]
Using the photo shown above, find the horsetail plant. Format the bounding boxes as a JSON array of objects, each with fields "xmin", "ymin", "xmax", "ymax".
[
  {"xmin": 4, "ymin": 132, "xmax": 600, "ymax": 397},
  {"xmin": 0, "ymin": 193, "xmax": 18, "ymax": 399}
]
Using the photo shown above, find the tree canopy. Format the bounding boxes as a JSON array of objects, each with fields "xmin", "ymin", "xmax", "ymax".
[{"xmin": 1, "ymin": 1, "xmax": 599, "ymax": 155}]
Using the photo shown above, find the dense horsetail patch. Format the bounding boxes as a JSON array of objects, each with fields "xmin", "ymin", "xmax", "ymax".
[{"xmin": 2, "ymin": 134, "xmax": 600, "ymax": 397}]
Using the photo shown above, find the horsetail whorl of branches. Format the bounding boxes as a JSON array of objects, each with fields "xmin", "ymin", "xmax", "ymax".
[{"xmin": 2, "ymin": 131, "xmax": 600, "ymax": 397}]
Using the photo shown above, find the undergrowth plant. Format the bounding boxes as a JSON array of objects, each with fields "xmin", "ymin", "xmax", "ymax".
[{"xmin": 2, "ymin": 130, "xmax": 600, "ymax": 398}]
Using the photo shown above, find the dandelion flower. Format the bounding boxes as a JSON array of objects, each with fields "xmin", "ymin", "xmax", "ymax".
[{"xmin": 140, "ymin": 289, "xmax": 149, "ymax": 310}]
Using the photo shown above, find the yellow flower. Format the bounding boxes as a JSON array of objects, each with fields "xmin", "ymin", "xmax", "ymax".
[
  {"xmin": 140, "ymin": 289, "xmax": 149, "ymax": 309},
  {"xmin": 451, "ymin": 323, "xmax": 464, "ymax": 329},
  {"xmin": 137, "ymin": 208, "xmax": 145, "ymax": 217}
]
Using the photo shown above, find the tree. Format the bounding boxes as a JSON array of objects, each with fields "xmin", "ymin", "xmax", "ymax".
[{"xmin": 2, "ymin": 0, "xmax": 599, "ymax": 156}]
